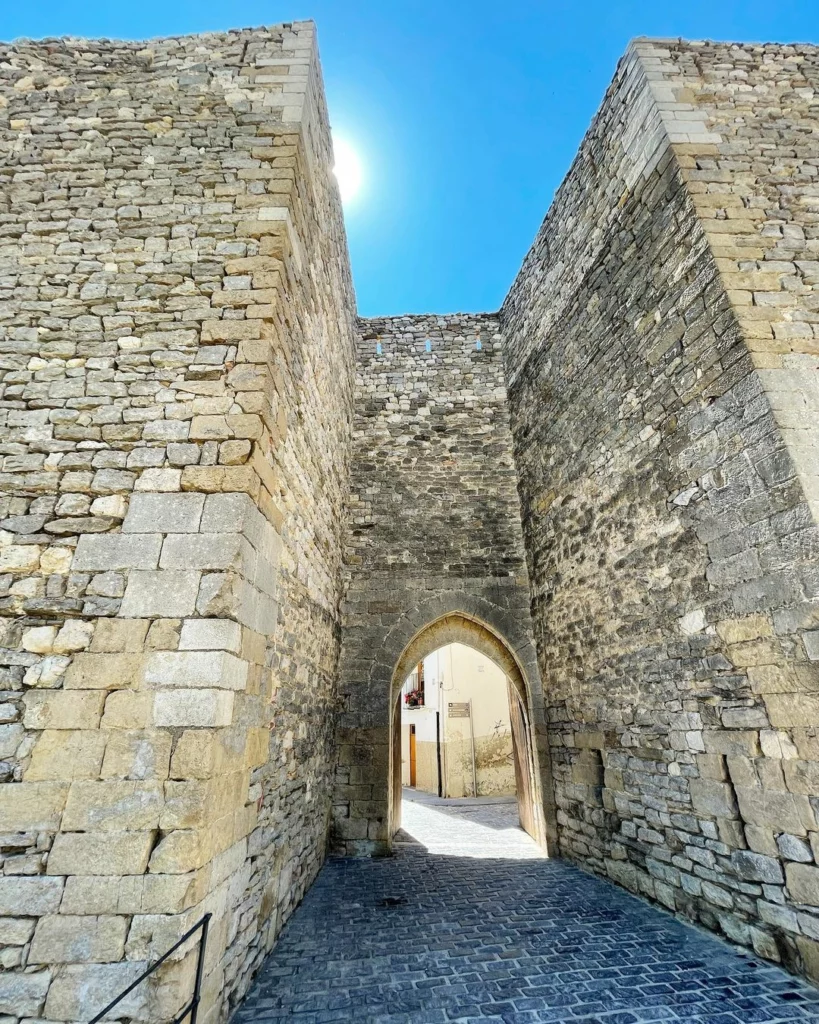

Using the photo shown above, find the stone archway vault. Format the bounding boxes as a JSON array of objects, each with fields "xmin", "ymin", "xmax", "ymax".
[{"xmin": 389, "ymin": 612, "xmax": 549, "ymax": 850}]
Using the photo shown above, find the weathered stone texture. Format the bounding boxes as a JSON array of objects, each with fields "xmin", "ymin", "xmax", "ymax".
[
  {"xmin": 0, "ymin": 20, "xmax": 355, "ymax": 1023},
  {"xmin": 635, "ymin": 41, "xmax": 819, "ymax": 521},
  {"xmin": 335, "ymin": 315, "xmax": 552, "ymax": 854},
  {"xmin": 3, "ymin": 18, "xmax": 819, "ymax": 1017},
  {"xmin": 501, "ymin": 39, "xmax": 819, "ymax": 981}
]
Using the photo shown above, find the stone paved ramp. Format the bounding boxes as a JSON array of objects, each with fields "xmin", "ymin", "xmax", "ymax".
[{"xmin": 235, "ymin": 799, "xmax": 819, "ymax": 1023}]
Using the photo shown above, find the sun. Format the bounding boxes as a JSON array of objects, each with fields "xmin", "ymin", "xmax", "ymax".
[{"xmin": 332, "ymin": 136, "xmax": 363, "ymax": 204}]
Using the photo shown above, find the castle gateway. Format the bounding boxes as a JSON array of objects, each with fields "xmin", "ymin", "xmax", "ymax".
[{"xmin": 2, "ymin": 21, "xmax": 819, "ymax": 1023}]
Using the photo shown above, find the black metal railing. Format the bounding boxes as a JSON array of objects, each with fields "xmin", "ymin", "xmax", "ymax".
[{"xmin": 89, "ymin": 912, "xmax": 211, "ymax": 1024}]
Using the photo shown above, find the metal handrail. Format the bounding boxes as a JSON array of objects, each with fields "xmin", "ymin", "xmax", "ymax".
[{"xmin": 89, "ymin": 912, "xmax": 211, "ymax": 1024}]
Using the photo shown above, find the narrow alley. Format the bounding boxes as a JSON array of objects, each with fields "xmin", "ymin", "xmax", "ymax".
[{"xmin": 234, "ymin": 794, "xmax": 819, "ymax": 1023}]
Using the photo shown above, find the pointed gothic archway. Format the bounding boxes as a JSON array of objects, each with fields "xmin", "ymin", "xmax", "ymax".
[{"xmin": 389, "ymin": 612, "xmax": 549, "ymax": 850}]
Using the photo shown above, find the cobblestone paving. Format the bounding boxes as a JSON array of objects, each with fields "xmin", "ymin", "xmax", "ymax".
[
  {"xmin": 235, "ymin": 799, "xmax": 819, "ymax": 1023},
  {"xmin": 397, "ymin": 791, "xmax": 542, "ymax": 860}
]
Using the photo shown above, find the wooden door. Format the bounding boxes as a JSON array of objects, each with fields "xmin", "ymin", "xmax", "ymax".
[
  {"xmin": 391, "ymin": 696, "xmax": 402, "ymax": 835},
  {"xmin": 508, "ymin": 682, "xmax": 537, "ymax": 840},
  {"xmin": 409, "ymin": 725, "xmax": 417, "ymax": 787}
]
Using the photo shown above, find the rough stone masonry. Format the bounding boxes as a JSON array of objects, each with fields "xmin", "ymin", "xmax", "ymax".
[{"xmin": 0, "ymin": 20, "xmax": 818, "ymax": 1024}]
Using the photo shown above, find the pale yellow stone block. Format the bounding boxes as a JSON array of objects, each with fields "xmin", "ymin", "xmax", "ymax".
[
  {"xmin": 716, "ymin": 614, "xmax": 774, "ymax": 644},
  {"xmin": 170, "ymin": 730, "xmax": 218, "ymax": 779},
  {"xmin": 44, "ymin": 962, "xmax": 147, "ymax": 1020},
  {"xmin": 161, "ymin": 781, "xmax": 212, "ymax": 829},
  {"xmin": 180, "ymin": 466, "xmax": 226, "ymax": 492},
  {"xmin": 749, "ymin": 665, "xmax": 809, "ymax": 695},
  {"xmin": 788, "ymin": 864, "xmax": 819, "ymax": 906},
  {"xmin": 101, "ymin": 691, "xmax": 153, "ymax": 729},
  {"xmin": 0, "ymin": 781, "xmax": 68, "ymax": 831},
  {"xmin": 101, "ymin": 730, "xmax": 172, "ymax": 780},
  {"xmin": 234, "ymin": 801, "xmax": 258, "ymax": 841},
  {"xmin": 0, "ymin": 544, "xmax": 41, "ymax": 573},
  {"xmin": 727, "ymin": 639, "xmax": 782, "ymax": 667},
  {"xmin": 54, "ymin": 619, "xmax": 94, "ymax": 653},
  {"xmin": 22, "ymin": 625, "xmax": 57, "ymax": 653},
  {"xmin": 23, "ymin": 690, "xmax": 105, "ymax": 730},
  {"xmin": 245, "ymin": 726, "xmax": 269, "ymax": 768},
  {"xmin": 62, "ymin": 780, "xmax": 163, "ymax": 831},
  {"xmin": 146, "ymin": 618, "xmax": 181, "ymax": 651},
  {"xmin": 90, "ymin": 618, "xmax": 149, "ymax": 653},
  {"xmin": 65, "ymin": 652, "xmax": 144, "ymax": 690},
  {"xmin": 40, "ymin": 546, "xmax": 73, "ymax": 574},
  {"xmin": 60, "ymin": 870, "xmax": 208, "ymax": 915},
  {"xmin": 25, "ymin": 730, "xmax": 107, "ymax": 781},
  {"xmin": 765, "ymin": 693, "xmax": 819, "ymax": 727},
  {"xmin": 148, "ymin": 828, "xmax": 210, "ymax": 873},
  {"xmin": 154, "ymin": 689, "xmax": 233, "ymax": 728},
  {"xmin": 48, "ymin": 831, "xmax": 155, "ymax": 875},
  {"xmin": 29, "ymin": 914, "xmax": 128, "ymax": 964}
]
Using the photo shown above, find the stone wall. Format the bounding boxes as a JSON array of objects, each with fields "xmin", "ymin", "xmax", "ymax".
[
  {"xmin": 3, "ymin": 16, "xmax": 819, "ymax": 1011},
  {"xmin": 335, "ymin": 314, "xmax": 553, "ymax": 854},
  {"xmin": 501, "ymin": 39, "xmax": 819, "ymax": 979},
  {"xmin": 0, "ymin": 22, "xmax": 356, "ymax": 1022}
]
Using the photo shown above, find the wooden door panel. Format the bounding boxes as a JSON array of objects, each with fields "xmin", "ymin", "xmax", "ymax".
[{"xmin": 508, "ymin": 682, "xmax": 536, "ymax": 840}]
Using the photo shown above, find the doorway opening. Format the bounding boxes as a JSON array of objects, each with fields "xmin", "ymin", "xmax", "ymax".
[
  {"xmin": 388, "ymin": 614, "xmax": 547, "ymax": 853},
  {"xmin": 399, "ymin": 644, "xmax": 520, "ymax": 801}
]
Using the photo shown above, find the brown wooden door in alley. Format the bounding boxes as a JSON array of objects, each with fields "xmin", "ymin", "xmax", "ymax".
[{"xmin": 409, "ymin": 725, "xmax": 417, "ymax": 787}]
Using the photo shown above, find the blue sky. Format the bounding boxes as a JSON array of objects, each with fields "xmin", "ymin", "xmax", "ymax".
[{"xmin": 3, "ymin": 2, "xmax": 818, "ymax": 316}]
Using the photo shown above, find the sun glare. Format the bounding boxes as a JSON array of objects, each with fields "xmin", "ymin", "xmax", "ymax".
[{"xmin": 332, "ymin": 136, "xmax": 363, "ymax": 204}]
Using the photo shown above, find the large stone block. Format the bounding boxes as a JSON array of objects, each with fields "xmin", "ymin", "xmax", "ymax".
[
  {"xmin": 0, "ymin": 970, "xmax": 51, "ymax": 1015},
  {"xmin": 153, "ymin": 688, "xmax": 234, "ymax": 727},
  {"xmin": 144, "ymin": 650, "xmax": 248, "ymax": 690},
  {"xmin": 29, "ymin": 914, "xmax": 129, "ymax": 964},
  {"xmin": 765, "ymin": 694, "xmax": 819, "ymax": 728},
  {"xmin": 47, "ymin": 830, "xmax": 155, "ymax": 875},
  {"xmin": 59, "ymin": 871, "xmax": 205, "ymax": 915},
  {"xmin": 120, "ymin": 569, "xmax": 201, "ymax": 617},
  {"xmin": 23, "ymin": 689, "xmax": 105, "ymax": 730},
  {"xmin": 201, "ymin": 492, "xmax": 283, "ymax": 576},
  {"xmin": 179, "ymin": 617, "xmax": 242, "ymax": 652},
  {"xmin": 122, "ymin": 492, "xmax": 205, "ymax": 534},
  {"xmin": 25, "ymin": 729, "xmax": 107, "ymax": 781},
  {"xmin": 64, "ymin": 652, "xmax": 144, "ymax": 690},
  {"xmin": 72, "ymin": 533, "xmax": 162, "ymax": 571},
  {"xmin": 101, "ymin": 730, "xmax": 172, "ymax": 780},
  {"xmin": 689, "ymin": 778, "xmax": 738, "ymax": 818},
  {"xmin": 44, "ymin": 962, "xmax": 147, "ymax": 1020},
  {"xmin": 170, "ymin": 730, "xmax": 220, "ymax": 779},
  {"xmin": 736, "ymin": 786, "xmax": 817, "ymax": 836},
  {"xmin": 101, "ymin": 690, "xmax": 153, "ymax": 729},
  {"xmin": 62, "ymin": 780, "xmax": 163, "ymax": 831},
  {"xmin": 0, "ymin": 876, "xmax": 64, "ymax": 915},
  {"xmin": 787, "ymin": 863, "xmax": 819, "ymax": 906},
  {"xmin": 0, "ymin": 781, "xmax": 68, "ymax": 830},
  {"xmin": 91, "ymin": 617, "xmax": 150, "ymax": 653},
  {"xmin": 160, "ymin": 532, "xmax": 256, "ymax": 574}
]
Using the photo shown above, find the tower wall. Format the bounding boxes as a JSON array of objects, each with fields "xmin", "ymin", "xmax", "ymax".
[
  {"xmin": 0, "ymin": 23, "xmax": 356, "ymax": 1022},
  {"xmin": 501, "ymin": 40, "xmax": 819, "ymax": 977},
  {"xmin": 335, "ymin": 314, "xmax": 553, "ymax": 855}
]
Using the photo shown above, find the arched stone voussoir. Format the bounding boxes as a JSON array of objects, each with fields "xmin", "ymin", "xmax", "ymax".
[{"xmin": 390, "ymin": 610, "xmax": 530, "ymax": 708}]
